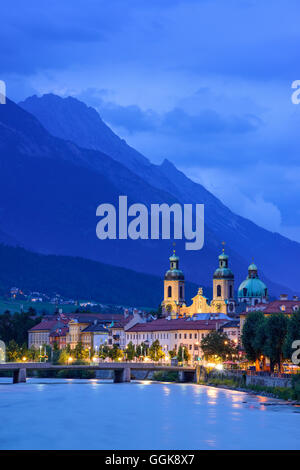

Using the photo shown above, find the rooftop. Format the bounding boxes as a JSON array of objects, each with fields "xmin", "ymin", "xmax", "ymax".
[
  {"xmin": 82, "ymin": 324, "xmax": 109, "ymax": 333},
  {"xmin": 126, "ymin": 318, "xmax": 227, "ymax": 333},
  {"xmin": 245, "ymin": 300, "xmax": 300, "ymax": 315},
  {"xmin": 221, "ymin": 320, "xmax": 240, "ymax": 329}
]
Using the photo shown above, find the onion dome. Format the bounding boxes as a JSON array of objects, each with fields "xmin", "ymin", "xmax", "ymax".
[
  {"xmin": 164, "ymin": 250, "xmax": 184, "ymax": 281},
  {"xmin": 213, "ymin": 249, "xmax": 234, "ymax": 280}
]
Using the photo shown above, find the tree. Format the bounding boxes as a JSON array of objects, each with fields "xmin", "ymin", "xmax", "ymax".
[
  {"xmin": 27, "ymin": 346, "xmax": 40, "ymax": 362},
  {"xmin": 125, "ymin": 341, "xmax": 135, "ymax": 361},
  {"xmin": 52, "ymin": 341, "xmax": 60, "ymax": 364},
  {"xmin": 58, "ymin": 348, "xmax": 71, "ymax": 364},
  {"xmin": 263, "ymin": 313, "xmax": 288, "ymax": 372},
  {"xmin": 99, "ymin": 344, "xmax": 110, "ymax": 359},
  {"xmin": 242, "ymin": 311, "xmax": 266, "ymax": 367},
  {"xmin": 0, "ymin": 310, "xmax": 41, "ymax": 345},
  {"xmin": 74, "ymin": 341, "xmax": 84, "ymax": 360},
  {"xmin": 177, "ymin": 345, "xmax": 190, "ymax": 362},
  {"xmin": 201, "ymin": 330, "xmax": 238, "ymax": 361},
  {"xmin": 108, "ymin": 345, "xmax": 123, "ymax": 361},
  {"xmin": 6, "ymin": 340, "xmax": 20, "ymax": 362},
  {"xmin": 169, "ymin": 348, "xmax": 177, "ymax": 359},
  {"xmin": 135, "ymin": 344, "xmax": 142, "ymax": 360},
  {"xmin": 148, "ymin": 340, "xmax": 165, "ymax": 362},
  {"xmin": 283, "ymin": 310, "xmax": 300, "ymax": 359}
]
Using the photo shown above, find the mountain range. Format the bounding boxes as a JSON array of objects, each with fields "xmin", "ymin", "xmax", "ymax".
[
  {"xmin": 0, "ymin": 94, "xmax": 297, "ymax": 304},
  {"xmin": 0, "ymin": 244, "xmax": 198, "ymax": 308}
]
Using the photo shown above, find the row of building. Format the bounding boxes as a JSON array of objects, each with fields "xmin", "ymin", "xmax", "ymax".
[
  {"xmin": 28, "ymin": 311, "xmax": 240, "ymax": 361},
  {"xmin": 28, "ymin": 248, "xmax": 300, "ymax": 361}
]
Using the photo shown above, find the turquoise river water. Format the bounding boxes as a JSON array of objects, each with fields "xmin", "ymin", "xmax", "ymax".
[{"xmin": 0, "ymin": 378, "xmax": 299, "ymax": 450}]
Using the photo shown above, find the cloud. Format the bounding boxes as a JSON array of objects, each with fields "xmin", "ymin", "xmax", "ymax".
[
  {"xmin": 1, "ymin": 0, "xmax": 300, "ymax": 241},
  {"xmin": 84, "ymin": 95, "xmax": 261, "ymax": 137},
  {"xmin": 98, "ymin": 102, "xmax": 158, "ymax": 134},
  {"xmin": 241, "ymin": 195, "xmax": 282, "ymax": 233},
  {"xmin": 161, "ymin": 107, "xmax": 260, "ymax": 136}
]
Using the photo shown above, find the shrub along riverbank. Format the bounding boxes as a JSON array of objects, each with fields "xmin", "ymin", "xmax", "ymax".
[{"xmin": 200, "ymin": 373, "xmax": 300, "ymax": 401}]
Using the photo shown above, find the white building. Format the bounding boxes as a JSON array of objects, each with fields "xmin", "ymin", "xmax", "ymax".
[{"xmin": 125, "ymin": 318, "xmax": 227, "ymax": 361}]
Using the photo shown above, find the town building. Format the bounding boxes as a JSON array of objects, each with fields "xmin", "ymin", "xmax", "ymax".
[
  {"xmin": 80, "ymin": 323, "xmax": 109, "ymax": 350},
  {"xmin": 240, "ymin": 296, "xmax": 300, "ymax": 336},
  {"xmin": 108, "ymin": 312, "xmax": 145, "ymax": 348},
  {"xmin": 220, "ymin": 319, "xmax": 240, "ymax": 346},
  {"xmin": 239, "ymin": 296, "xmax": 300, "ymax": 350},
  {"xmin": 125, "ymin": 318, "xmax": 227, "ymax": 361},
  {"xmin": 28, "ymin": 313, "xmax": 125, "ymax": 349},
  {"xmin": 28, "ymin": 319, "xmax": 68, "ymax": 349},
  {"xmin": 49, "ymin": 326, "xmax": 68, "ymax": 349}
]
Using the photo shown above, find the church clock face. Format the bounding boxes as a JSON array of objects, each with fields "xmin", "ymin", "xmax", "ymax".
[{"xmin": 215, "ymin": 303, "xmax": 221, "ymax": 311}]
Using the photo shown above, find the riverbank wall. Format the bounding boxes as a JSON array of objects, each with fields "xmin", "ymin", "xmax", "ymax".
[
  {"xmin": 223, "ymin": 371, "xmax": 292, "ymax": 389},
  {"xmin": 245, "ymin": 374, "xmax": 292, "ymax": 389}
]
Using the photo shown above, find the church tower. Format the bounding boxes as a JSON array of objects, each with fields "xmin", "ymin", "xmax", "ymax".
[
  {"xmin": 211, "ymin": 245, "xmax": 235, "ymax": 314},
  {"xmin": 161, "ymin": 250, "xmax": 185, "ymax": 318}
]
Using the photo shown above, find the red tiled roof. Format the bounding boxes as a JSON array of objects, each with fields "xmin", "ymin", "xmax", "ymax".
[
  {"xmin": 29, "ymin": 313, "xmax": 126, "ymax": 332},
  {"xmin": 246, "ymin": 300, "xmax": 300, "ymax": 315},
  {"xmin": 111, "ymin": 315, "xmax": 134, "ymax": 328},
  {"xmin": 126, "ymin": 318, "xmax": 226, "ymax": 333},
  {"xmin": 29, "ymin": 320, "xmax": 58, "ymax": 331}
]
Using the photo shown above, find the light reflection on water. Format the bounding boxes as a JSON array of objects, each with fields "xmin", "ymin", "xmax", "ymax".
[{"xmin": 0, "ymin": 378, "xmax": 299, "ymax": 450}]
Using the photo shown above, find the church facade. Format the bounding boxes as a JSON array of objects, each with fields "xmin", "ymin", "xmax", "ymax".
[
  {"xmin": 161, "ymin": 248, "xmax": 237, "ymax": 318},
  {"xmin": 161, "ymin": 248, "xmax": 269, "ymax": 318}
]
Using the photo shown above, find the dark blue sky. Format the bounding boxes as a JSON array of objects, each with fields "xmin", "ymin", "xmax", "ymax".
[{"xmin": 1, "ymin": 0, "xmax": 300, "ymax": 241}]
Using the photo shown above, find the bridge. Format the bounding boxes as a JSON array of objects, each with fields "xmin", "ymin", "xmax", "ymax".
[{"xmin": 0, "ymin": 362, "xmax": 206, "ymax": 384}]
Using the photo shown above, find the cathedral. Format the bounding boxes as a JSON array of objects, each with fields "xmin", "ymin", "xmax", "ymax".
[{"xmin": 161, "ymin": 247, "xmax": 268, "ymax": 318}]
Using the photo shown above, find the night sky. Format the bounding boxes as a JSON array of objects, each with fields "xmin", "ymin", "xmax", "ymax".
[{"xmin": 1, "ymin": 0, "xmax": 300, "ymax": 241}]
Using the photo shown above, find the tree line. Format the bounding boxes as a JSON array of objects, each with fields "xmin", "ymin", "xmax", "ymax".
[{"xmin": 242, "ymin": 310, "xmax": 300, "ymax": 372}]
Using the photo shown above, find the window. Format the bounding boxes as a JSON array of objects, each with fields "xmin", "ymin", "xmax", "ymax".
[
  {"xmin": 243, "ymin": 287, "xmax": 247, "ymax": 297},
  {"xmin": 194, "ymin": 333, "xmax": 197, "ymax": 339},
  {"xmin": 229, "ymin": 285, "xmax": 233, "ymax": 298},
  {"xmin": 184, "ymin": 334, "xmax": 187, "ymax": 339},
  {"xmin": 175, "ymin": 333, "xmax": 177, "ymax": 339},
  {"xmin": 189, "ymin": 334, "xmax": 192, "ymax": 339},
  {"xmin": 217, "ymin": 285, "xmax": 222, "ymax": 297},
  {"xmin": 180, "ymin": 286, "xmax": 183, "ymax": 298},
  {"xmin": 168, "ymin": 286, "xmax": 172, "ymax": 298}
]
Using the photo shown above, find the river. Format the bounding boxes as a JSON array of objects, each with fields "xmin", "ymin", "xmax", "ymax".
[{"xmin": 0, "ymin": 378, "xmax": 299, "ymax": 450}]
